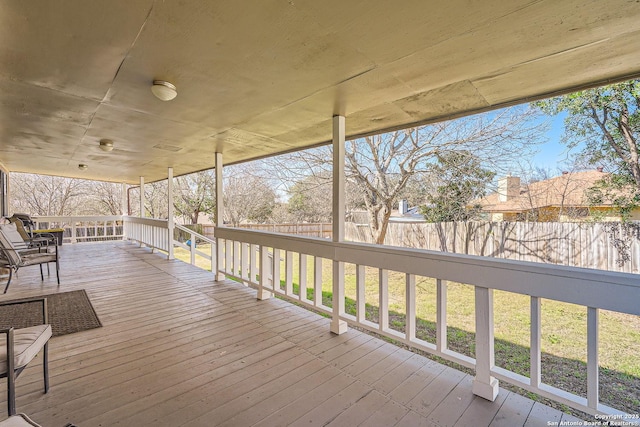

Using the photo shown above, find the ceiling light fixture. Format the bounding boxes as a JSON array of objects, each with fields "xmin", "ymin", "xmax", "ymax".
[
  {"xmin": 151, "ymin": 80, "xmax": 177, "ymax": 101},
  {"xmin": 99, "ymin": 139, "xmax": 114, "ymax": 152},
  {"xmin": 78, "ymin": 164, "xmax": 88, "ymax": 171}
]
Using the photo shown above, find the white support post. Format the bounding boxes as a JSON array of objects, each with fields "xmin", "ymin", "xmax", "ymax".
[
  {"xmin": 214, "ymin": 152, "xmax": 226, "ymax": 281},
  {"xmin": 299, "ymin": 253, "xmax": 308, "ymax": 302},
  {"xmin": 272, "ymin": 248, "xmax": 281, "ymax": 293},
  {"xmin": 71, "ymin": 221, "xmax": 77, "ymax": 244},
  {"xmin": 530, "ymin": 296, "xmax": 541, "ymax": 388},
  {"xmin": 473, "ymin": 286, "xmax": 499, "ymax": 401},
  {"xmin": 121, "ymin": 182, "xmax": 127, "ymax": 240},
  {"xmin": 241, "ymin": 243, "xmax": 249, "ymax": 281},
  {"xmin": 258, "ymin": 245, "xmax": 272, "ymax": 300},
  {"xmin": 234, "ymin": 241, "xmax": 241, "ymax": 277},
  {"xmin": 436, "ymin": 279, "xmax": 448, "ymax": 351},
  {"xmin": 225, "ymin": 240, "xmax": 233, "ymax": 275},
  {"xmin": 250, "ymin": 244, "xmax": 258, "ymax": 283},
  {"xmin": 139, "ymin": 176, "xmax": 145, "ymax": 218},
  {"xmin": 139, "ymin": 176, "xmax": 145, "ymax": 247},
  {"xmin": 314, "ymin": 256, "xmax": 323, "ymax": 307},
  {"xmin": 167, "ymin": 167, "xmax": 175, "ymax": 260},
  {"xmin": 285, "ymin": 251, "xmax": 293, "ymax": 295},
  {"xmin": 587, "ymin": 307, "xmax": 599, "ymax": 409},
  {"xmin": 379, "ymin": 269, "xmax": 389, "ymax": 332},
  {"xmin": 405, "ymin": 274, "xmax": 416, "ymax": 341},
  {"xmin": 356, "ymin": 265, "xmax": 365, "ymax": 323},
  {"xmin": 331, "ymin": 115, "xmax": 347, "ymax": 335},
  {"xmin": 190, "ymin": 232, "xmax": 196, "ymax": 266}
]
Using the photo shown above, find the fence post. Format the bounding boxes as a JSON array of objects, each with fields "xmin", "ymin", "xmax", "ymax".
[{"xmin": 472, "ymin": 286, "xmax": 499, "ymax": 401}]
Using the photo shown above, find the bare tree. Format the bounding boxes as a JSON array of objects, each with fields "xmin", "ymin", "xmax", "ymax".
[
  {"xmin": 223, "ymin": 166, "xmax": 277, "ymax": 226},
  {"xmin": 87, "ymin": 181, "xmax": 123, "ymax": 215},
  {"xmin": 9, "ymin": 173, "xmax": 88, "ymax": 216},
  {"xmin": 269, "ymin": 106, "xmax": 545, "ymax": 243},
  {"xmin": 127, "ymin": 181, "xmax": 168, "ymax": 218}
]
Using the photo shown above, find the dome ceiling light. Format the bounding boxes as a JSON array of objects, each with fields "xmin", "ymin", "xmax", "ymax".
[
  {"xmin": 78, "ymin": 164, "xmax": 88, "ymax": 171},
  {"xmin": 99, "ymin": 139, "xmax": 114, "ymax": 152},
  {"xmin": 151, "ymin": 80, "xmax": 177, "ymax": 101}
]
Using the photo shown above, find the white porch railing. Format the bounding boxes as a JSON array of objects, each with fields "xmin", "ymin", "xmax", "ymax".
[
  {"xmin": 122, "ymin": 216, "xmax": 171, "ymax": 252},
  {"xmin": 173, "ymin": 224, "xmax": 216, "ymax": 271},
  {"xmin": 33, "ymin": 215, "xmax": 124, "ymax": 243},
  {"xmin": 215, "ymin": 226, "xmax": 640, "ymax": 418}
]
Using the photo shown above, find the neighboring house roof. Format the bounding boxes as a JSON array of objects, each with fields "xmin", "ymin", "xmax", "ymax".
[
  {"xmin": 479, "ymin": 170, "xmax": 611, "ymax": 213},
  {"xmin": 390, "ymin": 206, "xmax": 426, "ymax": 222}
]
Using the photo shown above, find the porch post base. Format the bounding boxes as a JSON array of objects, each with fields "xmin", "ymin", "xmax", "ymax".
[
  {"xmin": 472, "ymin": 376, "xmax": 499, "ymax": 401},
  {"xmin": 257, "ymin": 289, "xmax": 272, "ymax": 300},
  {"xmin": 330, "ymin": 319, "xmax": 347, "ymax": 335},
  {"xmin": 215, "ymin": 273, "xmax": 226, "ymax": 282}
]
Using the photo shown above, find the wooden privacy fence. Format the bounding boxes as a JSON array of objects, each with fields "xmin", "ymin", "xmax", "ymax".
[
  {"xmin": 345, "ymin": 221, "xmax": 640, "ymax": 273},
  {"xmin": 200, "ymin": 223, "xmax": 332, "ymax": 239}
]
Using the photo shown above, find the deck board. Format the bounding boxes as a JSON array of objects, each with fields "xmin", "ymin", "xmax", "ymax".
[{"xmin": 0, "ymin": 241, "xmax": 582, "ymax": 426}]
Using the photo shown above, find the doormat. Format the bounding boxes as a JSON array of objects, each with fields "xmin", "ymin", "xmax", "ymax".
[{"xmin": 0, "ymin": 289, "xmax": 102, "ymax": 336}]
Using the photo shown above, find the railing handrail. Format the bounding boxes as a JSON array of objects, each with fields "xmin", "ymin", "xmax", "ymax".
[
  {"xmin": 34, "ymin": 215, "xmax": 123, "ymax": 222},
  {"xmin": 215, "ymin": 227, "xmax": 640, "ymax": 316},
  {"xmin": 122, "ymin": 216, "xmax": 170, "ymax": 227},
  {"xmin": 174, "ymin": 224, "xmax": 215, "ymax": 245}
]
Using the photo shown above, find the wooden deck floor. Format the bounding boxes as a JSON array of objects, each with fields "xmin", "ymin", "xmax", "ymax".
[{"xmin": 0, "ymin": 241, "xmax": 583, "ymax": 426}]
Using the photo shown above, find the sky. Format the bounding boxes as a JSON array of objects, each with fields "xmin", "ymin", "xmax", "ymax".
[{"xmin": 528, "ymin": 112, "xmax": 576, "ymax": 171}]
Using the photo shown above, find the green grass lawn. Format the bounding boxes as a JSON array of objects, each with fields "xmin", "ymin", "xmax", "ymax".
[
  {"xmin": 175, "ymin": 245, "xmax": 640, "ymax": 414},
  {"xmin": 173, "ymin": 243, "xmax": 214, "ymax": 271}
]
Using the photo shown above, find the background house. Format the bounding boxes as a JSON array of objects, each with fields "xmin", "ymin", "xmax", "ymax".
[{"xmin": 478, "ymin": 169, "xmax": 640, "ymax": 221}]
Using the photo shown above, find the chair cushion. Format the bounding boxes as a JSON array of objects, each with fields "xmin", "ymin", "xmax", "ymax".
[
  {"xmin": 0, "ymin": 325, "xmax": 52, "ymax": 375},
  {"xmin": 0, "ymin": 414, "xmax": 43, "ymax": 427},
  {"xmin": 0, "ymin": 229, "xmax": 21, "ymax": 266},
  {"xmin": 20, "ymin": 252, "xmax": 56, "ymax": 266},
  {"xmin": 0, "ymin": 224, "xmax": 29, "ymax": 251},
  {"xmin": 6, "ymin": 218, "xmax": 31, "ymax": 242}
]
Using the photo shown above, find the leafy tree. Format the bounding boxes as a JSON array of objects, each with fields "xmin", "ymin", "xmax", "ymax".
[
  {"xmin": 174, "ymin": 170, "xmax": 215, "ymax": 224},
  {"xmin": 420, "ymin": 152, "xmax": 495, "ymax": 222},
  {"xmin": 286, "ymin": 173, "xmax": 364, "ymax": 223},
  {"xmin": 287, "ymin": 174, "xmax": 332, "ymax": 223},
  {"xmin": 534, "ymin": 80, "xmax": 640, "ymax": 215}
]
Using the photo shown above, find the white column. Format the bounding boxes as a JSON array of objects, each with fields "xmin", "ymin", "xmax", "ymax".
[
  {"xmin": 139, "ymin": 176, "xmax": 145, "ymax": 248},
  {"xmin": 4, "ymin": 172, "xmax": 10, "ymax": 217},
  {"xmin": 472, "ymin": 286, "xmax": 499, "ymax": 401},
  {"xmin": 167, "ymin": 167, "xmax": 175, "ymax": 260},
  {"xmin": 214, "ymin": 152, "xmax": 226, "ymax": 281},
  {"xmin": 121, "ymin": 182, "xmax": 127, "ymax": 240},
  {"xmin": 139, "ymin": 176, "xmax": 145, "ymax": 218},
  {"xmin": 330, "ymin": 115, "xmax": 347, "ymax": 335}
]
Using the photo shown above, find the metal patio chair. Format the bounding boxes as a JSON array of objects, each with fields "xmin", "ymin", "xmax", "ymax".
[
  {"xmin": 0, "ymin": 297, "xmax": 51, "ymax": 416},
  {"xmin": 0, "ymin": 227, "xmax": 59, "ymax": 294}
]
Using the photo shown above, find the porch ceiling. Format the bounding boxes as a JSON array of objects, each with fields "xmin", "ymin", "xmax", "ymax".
[{"xmin": 1, "ymin": 1, "xmax": 639, "ymax": 183}]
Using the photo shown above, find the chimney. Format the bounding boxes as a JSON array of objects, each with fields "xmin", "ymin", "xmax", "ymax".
[
  {"xmin": 597, "ymin": 166, "xmax": 604, "ymax": 172},
  {"xmin": 398, "ymin": 199, "xmax": 408, "ymax": 215},
  {"xmin": 498, "ymin": 176, "xmax": 520, "ymax": 202}
]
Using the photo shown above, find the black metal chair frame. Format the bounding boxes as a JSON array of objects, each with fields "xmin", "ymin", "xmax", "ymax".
[
  {"xmin": 0, "ymin": 236, "xmax": 59, "ymax": 294},
  {"xmin": 0, "ymin": 298, "xmax": 50, "ymax": 416}
]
